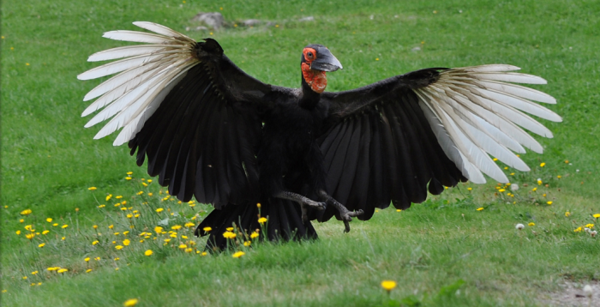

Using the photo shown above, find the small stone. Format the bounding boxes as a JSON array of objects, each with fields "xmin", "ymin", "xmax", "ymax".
[
  {"xmin": 243, "ymin": 19, "xmax": 262, "ymax": 27},
  {"xmin": 299, "ymin": 16, "xmax": 314, "ymax": 22},
  {"xmin": 192, "ymin": 12, "xmax": 225, "ymax": 29}
]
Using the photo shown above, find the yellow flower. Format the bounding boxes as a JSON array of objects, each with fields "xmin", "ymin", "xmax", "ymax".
[
  {"xmin": 20, "ymin": 219, "xmax": 24, "ymax": 223},
  {"xmin": 172, "ymin": 225, "xmax": 182, "ymax": 230},
  {"xmin": 574, "ymin": 227, "xmax": 582, "ymax": 232},
  {"xmin": 185, "ymin": 222, "xmax": 195, "ymax": 228},
  {"xmin": 381, "ymin": 280, "xmax": 397, "ymax": 291},
  {"xmin": 185, "ymin": 248, "xmax": 193, "ymax": 253},
  {"xmin": 156, "ymin": 208, "xmax": 164, "ymax": 213},
  {"xmin": 62, "ymin": 224, "xmax": 68, "ymax": 229},
  {"xmin": 528, "ymin": 222, "xmax": 535, "ymax": 226},
  {"xmin": 164, "ymin": 238, "xmax": 171, "ymax": 243},
  {"xmin": 565, "ymin": 212, "xmax": 571, "ymax": 217},
  {"xmin": 476, "ymin": 207, "xmax": 484, "ymax": 211},
  {"xmin": 88, "ymin": 187, "xmax": 97, "ymax": 191},
  {"xmin": 98, "ymin": 204, "xmax": 106, "ymax": 208},
  {"xmin": 532, "ymin": 187, "xmax": 537, "ymax": 192},
  {"xmin": 114, "ymin": 257, "xmax": 120, "ymax": 261},
  {"xmin": 84, "ymin": 257, "xmax": 90, "ymax": 262},
  {"xmin": 557, "ymin": 175, "xmax": 562, "ymax": 179},
  {"xmin": 16, "ymin": 230, "xmax": 21, "ymax": 235},
  {"xmin": 201, "ymin": 252, "xmax": 207, "ymax": 256},
  {"xmin": 26, "ymin": 233, "xmax": 35, "ymax": 240},
  {"xmin": 20, "ymin": 209, "xmax": 32, "ymax": 216},
  {"xmin": 258, "ymin": 217, "xmax": 268, "ymax": 224},
  {"xmin": 499, "ymin": 189, "xmax": 505, "ymax": 192},
  {"xmin": 123, "ymin": 298, "xmax": 139, "ymax": 307},
  {"xmin": 116, "ymin": 195, "xmax": 123, "ymax": 199},
  {"xmin": 94, "ymin": 257, "xmax": 101, "ymax": 261},
  {"xmin": 86, "ymin": 269, "xmax": 92, "ymax": 273},
  {"xmin": 244, "ymin": 241, "xmax": 251, "ymax": 246},
  {"xmin": 593, "ymin": 214, "xmax": 600, "ymax": 219},
  {"xmin": 226, "ymin": 227, "xmax": 234, "ymax": 231},
  {"xmin": 106, "ymin": 194, "xmax": 112, "ymax": 201},
  {"xmin": 144, "ymin": 250, "xmax": 153, "ymax": 256},
  {"xmin": 127, "ymin": 171, "xmax": 133, "ymax": 175},
  {"xmin": 46, "ymin": 218, "xmax": 53, "ymax": 222},
  {"xmin": 123, "ymin": 239, "xmax": 130, "ymax": 246},
  {"xmin": 123, "ymin": 231, "xmax": 129, "ymax": 235},
  {"xmin": 25, "ymin": 225, "xmax": 34, "ymax": 231},
  {"xmin": 109, "ymin": 225, "xmax": 114, "ymax": 229},
  {"xmin": 92, "ymin": 240, "xmax": 99, "ymax": 245},
  {"xmin": 47, "ymin": 267, "xmax": 58, "ymax": 271},
  {"xmin": 22, "ymin": 276, "xmax": 27, "ymax": 280},
  {"xmin": 127, "ymin": 214, "xmax": 133, "ymax": 219},
  {"xmin": 31, "ymin": 271, "xmax": 38, "ymax": 275},
  {"xmin": 250, "ymin": 232, "xmax": 259, "ymax": 239},
  {"xmin": 585, "ymin": 224, "xmax": 594, "ymax": 228},
  {"xmin": 137, "ymin": 191, "xmax": 143, "ymax": 195},
  {"xmin": 57, "ymin": 268, "xmax": 68, "ymax": 273},
  {"xmin": 115, "ymin": 245, "xmax": 124, "ymax": 250},
  {"xmin": 125, "ymin": 177, "xmax": 132, "ymax": 180},
  {"xmin": 467, "ymin": 187, "xmax": 472, "ymax": 191},
  {"xmin": 148, "ymin": 193, "xmax": 153, "ymax": 196},
  {"xmin": 203, "ymin": 227, "xmax": 212, "ymax": 232},
  {"xmin": 540, "ymin": 162, "xmax": 546, "ymax": 167},
  {"xmin": 42, "ymin": 230, "xmax": 49, "ymax": 235},
  {"xmin": 178, "ymin": 244, "xmax": 187, "ymax": 249},
  {"xmin": 257, "ymin": 203, "xmax": 261, "ymax": 208},
  {"xmin": 38, "ymin": 243, "xmax": 46, "ymax": 248},
  {"xmin": 547, "ymin": 201, "xmax": 553, "ymax": 205},
  {"xmin": 537, "ymin": 179, "xmax": 542, "ymax": 185},
  {"xmin": 223, "ymin": 231, "xmax": 236, "ymax": 239},
  {"xmin": 148, "ymin": 179, "xmax": 153, "ymax": 183},
  {"xmin": 232, "ymin": 251, "xmax": 245, "ymax": 258}
]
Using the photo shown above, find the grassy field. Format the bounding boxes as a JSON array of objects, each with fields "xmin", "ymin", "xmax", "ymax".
[{"xmin": 2, "ymin": 0, "xmax": 600, "ymax": 306}]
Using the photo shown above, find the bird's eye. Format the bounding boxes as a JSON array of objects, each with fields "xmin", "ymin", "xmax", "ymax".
[{"xmin": 307, "ymin": 52, "xmax": 313, "ymax": 58}]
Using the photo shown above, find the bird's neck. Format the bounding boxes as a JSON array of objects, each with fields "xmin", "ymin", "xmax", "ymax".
[{"xmin": 300, "ymin": 63, "xmax": 326, "ymax": 109}]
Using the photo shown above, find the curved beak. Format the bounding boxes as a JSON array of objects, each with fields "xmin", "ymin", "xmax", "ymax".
[{"xmin": 310, "ymin": 47, "xmax": 343, "ymax": 72}]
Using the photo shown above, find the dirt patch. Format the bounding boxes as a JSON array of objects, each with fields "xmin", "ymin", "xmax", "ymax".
[{"xmin": 543, "ymin": 281, "xmax": 600, "ymax": 307}]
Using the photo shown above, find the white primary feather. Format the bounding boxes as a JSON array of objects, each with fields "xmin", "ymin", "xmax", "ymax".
[
  {"xmin": 80, "ymin": 22, "xmax": 200, "ymax": 146},
  {"xmin": 412, "ymin": 65, "xmax": 559, "ymax": 183}
]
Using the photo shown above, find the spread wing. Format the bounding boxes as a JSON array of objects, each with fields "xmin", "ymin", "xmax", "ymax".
[
  {"xmin": 78, "ymin": 22, "xmax": 277, "ymax": 207},
  {"xmin": 318, "ymin": 65, "xmax": 561, "ymax": 220}
]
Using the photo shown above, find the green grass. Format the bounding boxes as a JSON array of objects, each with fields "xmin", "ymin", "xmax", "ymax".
[{"xmin": 2, "ymin": 0, "xmax": 600, "ymax": 306}]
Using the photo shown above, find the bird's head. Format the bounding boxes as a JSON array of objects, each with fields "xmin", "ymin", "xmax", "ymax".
[{"xmin": 301, "ymin": 44, "xmax": 342, "ymax": 94}]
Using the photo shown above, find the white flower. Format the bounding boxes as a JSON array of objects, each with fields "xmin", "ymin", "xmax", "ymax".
[
  {"xmin": 510, "ymin": 184, "xmax": 519, "ymax": 191},
  {"xmin": 584, "ymin": 227, "xmax": 590, "ymax": 233},
  {"xmin": 583, "ymin": 284, "xmax": 593, "ymax": 298},
  {"xmin": 591, "ymin": 230, "xmax": 597, "ymax": 237},
  {"xmin": 515, "ymin": 223, "xmax": 525, "ymax": 230}
]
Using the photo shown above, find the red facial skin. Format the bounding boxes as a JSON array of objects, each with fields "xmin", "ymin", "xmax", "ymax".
[{"xmin": 301, "ymin": 47, "xmax": 327, "ymax": 93}]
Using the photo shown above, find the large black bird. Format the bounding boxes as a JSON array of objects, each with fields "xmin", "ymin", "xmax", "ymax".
[{"xmin": 78, "ymin": 22, "xmax": 561, "ymax": 249}]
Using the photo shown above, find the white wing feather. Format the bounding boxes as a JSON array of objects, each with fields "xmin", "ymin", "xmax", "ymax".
[
  {"xmin": 79, "ymin": 22, "xmax": 198, "ymax": 146},
  {"xmin": 413, "ymin": 65, "xmax": 560, "ymax": 183}
]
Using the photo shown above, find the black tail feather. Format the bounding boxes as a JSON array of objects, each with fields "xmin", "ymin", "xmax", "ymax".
[{"xmin": 195, "ymin": 198, "xmax": 317, "ymax": 250}]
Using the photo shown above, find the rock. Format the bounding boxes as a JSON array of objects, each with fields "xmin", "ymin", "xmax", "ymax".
[
  {"xmin": 243, "ymin": 19, "xmax": 262, "ymax": 27},
  {"xmin": 299, "ymin": 16, "xmax": 314, "ymax": 22},
  {"xmin": 192, "ymin": 12, "xmax": 224, "ymax": 29}
]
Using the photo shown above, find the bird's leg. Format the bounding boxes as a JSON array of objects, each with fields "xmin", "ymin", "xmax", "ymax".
[
  {"xmin": 318, "ymin": 190, "xmax": 364, "ymax": 233},
  {"xmin": 274, "ymin": 191, "xmax": 326, "ymax": 223}
]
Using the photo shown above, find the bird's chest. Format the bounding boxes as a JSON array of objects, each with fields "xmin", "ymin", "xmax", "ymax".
[{"xmin": 262, "ymin": 103, "xmax": 326, "ymax": 155}]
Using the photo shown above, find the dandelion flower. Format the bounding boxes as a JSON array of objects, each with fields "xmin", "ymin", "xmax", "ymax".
[
  {"xmin": 528, "ymin": 222, "xmax": 535, "ymax": 226},
  {"xmin": 16, "ymin": 230, "xmax": 21, "ymax": 235},
  {"xmin": 31, "ymin": 271, "xmax": 38, "ymax": 275},
  {"xmin": 547, "ymin": 201, "xmax": 553, "ymax": 205},
  {"xmin": 22, "ymin": 276, "xmax": 28, "ymax": 280},
  {"xmin": 38, "ymin": 243, "xmax": 46, "ymax": 248},
  {"xmin": 565, "ymin": 212, "xmax": 571, "ymax": 217},
  {"xmin": 244, "ymin": 241, "xmax": 251, "ymax": 247},
  {"xmin": 184, "ymin": 222, "xmax": 195, "ymax": 228},
  {"xmin": 42, "ymin": 230, "xmax": 49, "ymax": 235},
  {"xmin": 115, "ymin": 245, "xmax": 124, "ymax": 250},
  {"xmin": 144, "ymin": 250, "xmax": 153, "ymax": 256},
  {"xmin": 258, "ymin": 217, "xmax": 268, "ymax": 224},
  {"xmin": 123, "ymin": 298, "xmax": 139, "ymax": 307},
  {"xmin": 381, "ymin": 280, "xmax": 397, "ymax": 292},
  {"xmin": 476, "ymin": 207, "xmax": 484, "ymax": 211},
  {"xmin": 62, "ymin": 224, "xmax": 68, "ymax": 229},
  {"xmin": 26, "ymin": 233, "xmax": 35, "ymax": 240},
  {"xmin": 46, "ymin": 218, "xmax": 53, "ymax": 222},
  {"xmin": 585, "ymin": 223, "xmax": 594, "ymax": 228},
  {"xmin": 593, "ymin": 214, "xmax": 600, "ymax": 219},
  {"xmin": 92, "ymin": 240, "xmax": 99, "ymax": 245},
  {"xmin": 540, "ymin": 162, "xmax": 546, "ymax": 167},
  {"xmin": 123, "ymin": 239, "xmax": 131, "ymax": 246},
  {"xmin": 47, "ymin": 267, "xmax": 58, "ymax": 271},
  {"xmin": 156, "ymin": 208, "xmax": 164, "ymax": 213},
  {"xmin": 591, "ymin": 231, "xmax": 597, "ymax": 237},
  {"xmin": 257, "ymin": 203, "xmax": 261, "ymax": 208},
  {"xmin": 178, "ymin": 244, "xmax": 187, "ymax": 249},
  {"xmin": 94, "ymin": 257, "xmax": 101, "ymax": 261},
  {"xmin": 86, "ymin": 269, "xmax": 92, "ymax": 273},
  {"xmin": 171, "ymin": 225, "xmax": 182, "ymax": 230},
  {"xmin": 57, "ymin": 268, "xmax": 68, "ymax": 273},
  {"xmin": 203, "ymin": 227, "xmax": 212, "ymax": 232},
  {"xmin": 109, "ymin": 225, "xmax": 114, "ymax": 229},
  {"xmin": 574, "ymin": 227, "xmax": 582, "ymax": 232},
  {"xmin": 516, "ymin": 223, "xmax": 524, "ymax": 230},
  {"xmin": 250, "ymin": 232, "xmax": 259, "ymax": 239},
  {"xmin": 85, "ymin": 257, "xmax": 90, "ymax": 262},
  {"xmin": 20, "ymin": 209, "xmax": 32, "ymax": 216},
  {"xmin": 201, "ymin": 252, "xmax": 208, "ymax": 256},
  {"xmin": 88, "ymin": 187, "xmax": 97, "ymax": 191},
  {"xmin": 232, "ymin": 251, "xmax": 245, "ymax": 258}
]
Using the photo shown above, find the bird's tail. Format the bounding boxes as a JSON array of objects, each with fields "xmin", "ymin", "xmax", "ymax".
[{"xmin": 195, "ymin": 199, "xmax": 317, "ymax": 250}]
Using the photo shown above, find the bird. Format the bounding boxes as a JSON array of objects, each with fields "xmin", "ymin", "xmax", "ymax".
[{"xmin": 78, "ymin": 22, "xmax": 561, "ymax": 250}]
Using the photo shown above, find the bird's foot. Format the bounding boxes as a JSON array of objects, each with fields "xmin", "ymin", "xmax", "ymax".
[{"xmin": 318, "ymin": 190, "xmax": 363, "ymax": 232}]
